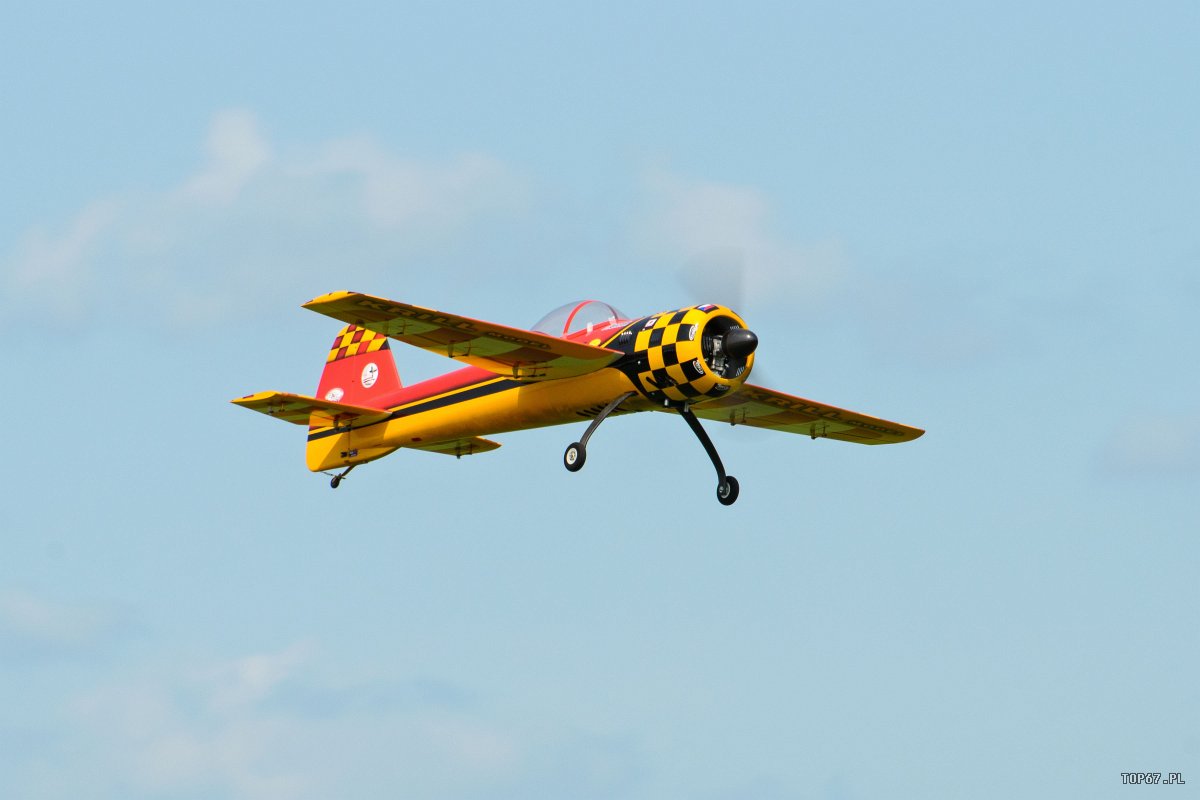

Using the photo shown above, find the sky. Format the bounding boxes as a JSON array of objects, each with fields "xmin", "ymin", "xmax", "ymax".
[{"xmin": 2, "ymin": 2, "xmax": 1198, "ymax": 798}]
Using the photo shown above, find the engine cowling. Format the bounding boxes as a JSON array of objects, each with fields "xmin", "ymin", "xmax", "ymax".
[{"xmin": 622, "ymin": 304, "xmax": 758, "ymax": 406}]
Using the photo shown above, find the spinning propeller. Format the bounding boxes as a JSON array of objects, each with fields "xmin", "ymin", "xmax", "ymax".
[{"xmin": 678, "ymin": 249, "xmax": 762, "ymax": 376}]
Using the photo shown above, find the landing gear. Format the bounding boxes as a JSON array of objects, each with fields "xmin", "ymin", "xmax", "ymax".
[
  {"xmin": 716, "ymin": 475, "xmax": 740, "ymax": 506},
  {"xmin": 679, "ymin": 405, "xmax": 740, "ymax": 506},
  {"xmin": 564, "ymin": 442, "xmax": 585, "ymax": 472},
  {"xmin": 561, "ymin": 391, "xmax": 634, "ymax": 473},
  {"xmin": 329, "ymin": 465, "xmax": 355, "ymax": 489}
]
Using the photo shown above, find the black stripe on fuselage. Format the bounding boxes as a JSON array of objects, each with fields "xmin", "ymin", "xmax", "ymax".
[{"xmin": 306, "ymin": 376, "xmax": 522, "ymax": 442}]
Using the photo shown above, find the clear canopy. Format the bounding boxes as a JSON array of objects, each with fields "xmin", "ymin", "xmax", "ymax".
[{"xmin": 531, "ymin": 300, "xmax": 626, "ymax": 337}]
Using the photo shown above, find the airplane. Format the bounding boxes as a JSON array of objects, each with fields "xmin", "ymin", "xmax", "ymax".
[{"xmin": 232, "ymin": 291, "xmax": 924, "ymax": 504}]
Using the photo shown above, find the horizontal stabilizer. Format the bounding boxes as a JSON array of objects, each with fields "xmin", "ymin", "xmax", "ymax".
[
  {"xmin": 407, "ymin": 436, "xmax": 502, "ymax": 457},
  {"xmin": 231, "ymin": 391, "xmax": 392, "ymax": 427},
  {"xmin": 691, "ymin": 383, "xmax": 924, "ymax": 444},
  {"xmin": 303, "ymin": 291, "xmax": 622, "ymax": 380}
]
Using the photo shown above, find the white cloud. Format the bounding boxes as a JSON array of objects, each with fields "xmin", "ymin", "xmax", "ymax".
[
  {"xmin": 423, "ymin": 712, "xmax": 520, "ymax": 772},
  {"xmin": 70, "ymin": 643, "xmax": 316, "ymax": 796},
  {"xmin": 180, "ymin": 108, "xmax": 273, "ymax": 205},
  {"xmin": 632, "ymin": 169, "xmax": 846, "ymax": 311},
  {"xmin": 67, "ymin": 643, "xmax": 529, "ymax": 799},
  {"xmin": 203, "ymin": 641, "xmax": 315, "ymax": 713},
  {"xmin": 0, "ymin": 589, "xmax": 115, "ymax": 654},
  {"xmin": 6, "ymin": 200, "xmax": 120, "ymax": 320},
  {"xmin": 308, "ymin": 137, "xmax": 522, "ymax": 231},
  {"xmin": 54, "ymin": 642, "xmax": 651, "ymax": 799},
  {"xmin": 0, "ymin": 109, "xmax": 529, "ymax": 330},
  {"xmin": 76, "ymin": 682, "xmax": 311, "ymax": 799},
  {"xmin": 3, "ymin": 623, "xmax": 658, "ymax": 800}
]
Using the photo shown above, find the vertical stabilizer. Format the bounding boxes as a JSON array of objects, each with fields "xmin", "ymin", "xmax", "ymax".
[{"xmin": 315, "ymin": 325, "xmax": 402, "ymax": 408}]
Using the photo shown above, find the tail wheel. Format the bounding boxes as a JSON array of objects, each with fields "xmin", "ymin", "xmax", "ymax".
[
  {"xmin": 563, "ymin": 442, "xmax": 586, "ymax": 472},
  {"xmin": 328, "ymin": 464, "xmax": 355, "ymax": 489},
  {"xmin": 717, "ymin": 475, "xmax": 740, "ymax": 506}
]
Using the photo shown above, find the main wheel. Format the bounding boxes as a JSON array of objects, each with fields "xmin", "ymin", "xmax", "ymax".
[
  {"xmin": 564, "ymin": 442, "xmax": 586, "ymax": 472},
  {"xmin": 330, "ymin": 475, "xmax": 342, "ymax": 489},
  {"xmin": 716, "ymin": 475, "xmax": 740, "ymax": 505}
]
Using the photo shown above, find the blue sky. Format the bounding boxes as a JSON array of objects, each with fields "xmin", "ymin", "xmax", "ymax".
[{"xmin": 2, "ymin": 3, "xmax": 1197, "ymax": 798}]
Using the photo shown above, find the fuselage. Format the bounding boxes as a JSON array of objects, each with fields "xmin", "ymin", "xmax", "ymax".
[
  {"xmin": 304, "ymin": 316, "xmax": 645, "ymax": 471},
  {"xmin": 305, "ymin": 362, "xmax": 644, "ymax": 471}
]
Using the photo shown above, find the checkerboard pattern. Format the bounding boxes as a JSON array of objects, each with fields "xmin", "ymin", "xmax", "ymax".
[
  {"xmin": 632, "ymin": 308, "xmax": 720, "ymax": 404},
  {"xmin": 327, "ymin": 325, "xmax": 390, "ymax": 363}
]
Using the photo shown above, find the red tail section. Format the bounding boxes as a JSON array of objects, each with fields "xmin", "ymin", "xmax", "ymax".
[{"xmin": 315, "ymin": 325, "xmax": 401, "ymax": 408}]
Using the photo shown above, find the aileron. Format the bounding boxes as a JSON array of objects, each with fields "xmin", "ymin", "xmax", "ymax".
[{"xmin": 691, "ymin": 383, "xmax": 924, "ymax": 444}]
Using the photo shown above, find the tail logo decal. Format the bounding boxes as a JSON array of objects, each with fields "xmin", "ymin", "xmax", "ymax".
[{"xmin": 361, "ymin": 363, "xmax": 379, "ymax": 388}]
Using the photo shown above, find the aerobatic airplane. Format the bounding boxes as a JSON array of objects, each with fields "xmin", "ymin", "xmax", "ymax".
[{"xmin": 233, "ymin": 291, "xmax": 923, "ymax": 504}]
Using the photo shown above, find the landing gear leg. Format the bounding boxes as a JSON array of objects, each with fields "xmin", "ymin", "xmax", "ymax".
[
  {"xmin": 329, "ymin": 465, "xmax": 355, "ymax": 489},
  {"xmin": 679, "ymin": 405, "xmax": 740, "ymax": 505},
  {"xmin": 563, "ymin": 391, "xmax": 634, "ymax": 472}
]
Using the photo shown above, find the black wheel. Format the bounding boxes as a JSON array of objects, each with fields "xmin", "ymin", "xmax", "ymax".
[
  {"xmin": 716, "ymin": 475, "xmax": 739, "ymax": 505},
  {"xmin": 330, "ymin": 475, "xmax": 342, "ymax": 489},
  {"xmin": 564, "ymin": 442, "xmax": 586, "ymax": 472}
]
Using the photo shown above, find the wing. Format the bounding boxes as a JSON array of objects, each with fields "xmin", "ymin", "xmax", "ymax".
[
  {"xmin": 691, "ymin": 383, "xmax": 924, "ymax": 444},
  {"xmin": 231, "ymin": 391, "xmax": 392, "ymax": 427},
  {"xmin": 303, "ymin": 291, "xmax": 622, "ymax": 380},
  {"xmin": 407, "ymin": 436, "xmax": 502, "ymax": 457}
]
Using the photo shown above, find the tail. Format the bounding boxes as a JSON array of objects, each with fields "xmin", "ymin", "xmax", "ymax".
[
  {"xmin": 231, "ymin": 324, "xmax": 403, "ymax": 476},
  {"xmin": 315, "ymin": 325, "xmax": 402, "ymax": 406},
  {"xmin": 300, "ymin": 325, "xmax": 402, "ymax": 473}
]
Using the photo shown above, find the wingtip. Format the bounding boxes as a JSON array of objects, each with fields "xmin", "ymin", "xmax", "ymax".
[
  {"xmin": 231, "ymin": 391, "xmax": 271, "ymax": 405},
  {"xmin": 302, "ymin": 290, "xmax": 356, "ymax": 309}
]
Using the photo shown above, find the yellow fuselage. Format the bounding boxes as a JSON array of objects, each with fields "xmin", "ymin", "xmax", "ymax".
[{"xmin": 305, "ymin": 366, "xmax": 642, "ymax": 472}]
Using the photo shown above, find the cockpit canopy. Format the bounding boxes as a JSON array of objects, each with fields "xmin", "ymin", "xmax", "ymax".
[{"xmin": 531, "ymin": 300, "xmax": 626, "ymax": 337}]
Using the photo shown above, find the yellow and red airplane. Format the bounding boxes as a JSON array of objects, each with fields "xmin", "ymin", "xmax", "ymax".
[{"xmin": 233, "ymin": 291, "xmax": 923, "ymax": 504}]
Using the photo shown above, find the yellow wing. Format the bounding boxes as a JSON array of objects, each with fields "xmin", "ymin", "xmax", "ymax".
[
  {"xmin": 231, "ymin": 391, "xmax": 391, "ymax": 427},
  {"xmin": 303, "ymin": 291, "xmax": 622, "ymax": 380},
  {"xmin": 691, "ymin": 383, "xmax": 924, "ymax": 444}
]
